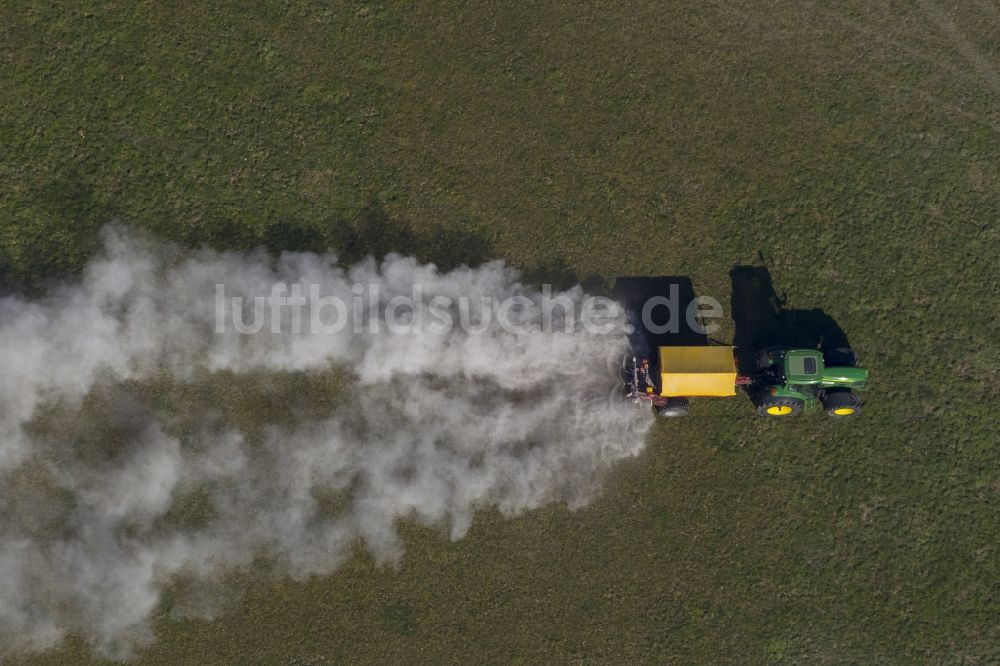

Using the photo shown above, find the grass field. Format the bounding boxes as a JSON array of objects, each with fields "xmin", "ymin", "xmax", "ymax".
[{"xmin": 2, "ymin": 0, "xmax": 999, "ymax": 663}]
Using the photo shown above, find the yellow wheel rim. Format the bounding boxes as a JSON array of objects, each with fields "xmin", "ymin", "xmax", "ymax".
[
  {"xmin": 833, "ymin": 407, "xmax": 855, "ymax": 416},
  {"xmin": 767, "ymin": 405, "xmax": 793, "ymax": 416}
]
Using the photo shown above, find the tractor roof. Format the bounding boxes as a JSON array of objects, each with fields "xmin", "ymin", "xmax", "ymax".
[
  {"xmin": 783, "ymin": 349, "xmax": 825, "ymax": 383},
  {"xmin": 659, "ymin": 346, "xmax": 737, "ymax": 397}
]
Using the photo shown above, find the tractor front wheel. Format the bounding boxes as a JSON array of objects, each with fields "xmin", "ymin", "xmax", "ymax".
[
  {"xmin": 822, "ymin": 390, "xmax": 861, "ymax": 417},
  {"xmin": 755, "ymin": 395, "xmax": 804, "ymax": 417}
]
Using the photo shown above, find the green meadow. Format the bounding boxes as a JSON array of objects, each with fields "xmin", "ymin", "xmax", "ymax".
[{"xmin": 2, "ymin": 1, "xmax": 997, "ymax": 663}]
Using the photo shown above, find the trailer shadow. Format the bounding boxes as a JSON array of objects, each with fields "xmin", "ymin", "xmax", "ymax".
[
  {"xmin": 611, "ymin": 276, "xmax": 708, "ymax": 358},
  {"xmin": 730, "ymin": 266, "xmax": 851, "ymax": 375}
]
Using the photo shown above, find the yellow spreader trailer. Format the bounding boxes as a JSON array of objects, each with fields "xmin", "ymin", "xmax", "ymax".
[
  {"xmin": 658, "ymin": 346, "xmax": 738, "ymax": 398},
  {"xmin": 626, "ymin": 345, "xmax": 750, "ymax": 417}
]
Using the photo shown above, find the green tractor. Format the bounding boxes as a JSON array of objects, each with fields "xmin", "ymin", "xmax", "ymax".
[
  {"xmin": 750, "ymin": 347, "xmax": 868, "ymax": 417},
  {"xmin": 621, "ymin": 344, "xmax": 868, "ymax": 418}
]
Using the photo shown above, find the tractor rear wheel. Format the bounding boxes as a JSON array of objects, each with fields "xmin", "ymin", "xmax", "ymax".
[
  {"xmin": 656, "ymin": 398, "xmax": 690, "ymax": 417},
  {"xmin": 822, "ymin": 390, "xmax": 861, "ymax": 417},
  {"xmin": 755, "ymin": 395, "xmax": 804, "ymax": 417}
]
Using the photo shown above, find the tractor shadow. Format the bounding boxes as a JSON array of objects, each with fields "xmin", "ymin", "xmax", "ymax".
[
  {"xmin": 730, "ymin": 266, "xmax": 851, "ymax": 375},
  {"xmin": 611, "ymin": 276, "xmax": 708, "ymax": 358}
]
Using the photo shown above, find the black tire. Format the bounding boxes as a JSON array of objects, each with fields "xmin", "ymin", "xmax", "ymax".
[
  {"xmin": 656, "ymin": 398, "xmax": 690, "ymax": 418},
  {"xmin": 822, "ymin": 390, "xmax": 861, "ymax": 417},
  {"xmin": 755, "ymin": 395, "xmax": 804, "ymax": 417}
]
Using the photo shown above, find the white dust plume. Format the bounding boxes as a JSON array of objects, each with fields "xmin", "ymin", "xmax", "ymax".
[{"xmin": 0, "ymin": 227, "xmax": 651, "ymax": 658}]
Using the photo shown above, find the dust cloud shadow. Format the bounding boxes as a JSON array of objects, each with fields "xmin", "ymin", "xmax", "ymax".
[
  {"xmin": 520, "ymin": 256, "xmax": 609, "ymax": 295},
  {"xmin": 265, "ymin": 201, "xmax": 493, "ymax": 272}
]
